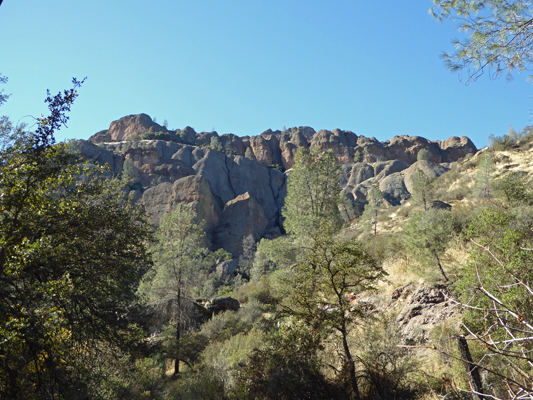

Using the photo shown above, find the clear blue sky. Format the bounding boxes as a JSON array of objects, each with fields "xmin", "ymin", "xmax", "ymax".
[{"xmin": 1, "ymin": 1, "xmax": 532, "ymax": 148}]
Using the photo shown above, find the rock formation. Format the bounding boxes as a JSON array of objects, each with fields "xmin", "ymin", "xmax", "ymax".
[{"xmin": 80, "ymin": 113, "xmax": 478, "ymax": 256}]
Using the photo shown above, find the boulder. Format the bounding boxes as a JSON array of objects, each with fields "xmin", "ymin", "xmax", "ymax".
[
  {"xmin": 195, "ymin": 131, "xmax": 218, "ymax": 147},
  {"xmin": 205, "ymin": 296, "xmax": 240, "ymax": 314},
  {"xmin": 374, "ymin": 160, "xmax": 409, "ymax": 180},
  {"xmin": 386, "ymin": 135, "xmax": 443, "ymax": 164},
  {"xmin": 403, "ymin": 160, "xmax": 449, "ymax": 193},
  {"xmin": 439, "ymin": 136, "xmax": 477, "ymax": 162},
  {"xmin": 215, "ymin": 259, "xmax": 238, "ymax": 278},
  {"xmin": 347, "ymin": 163, "xmax": 375, "ymax": 186},
  {"xmin": 220, "ymin": 134, "xmax": 246, "ymax": 156},
  {"xmin": 142, "ymin": 175, "xmax": 221, "ymax": 229},
  {"xmin": 379, "ymin": 172, "xmax": 410, "ymax": 206},
  {"xmin": 178, "ymin": 126, "xmax": 197, "ymax": 145},
  {"xmin": 310, "ymin": 129, "xmax": 357, "ymax": 163}
]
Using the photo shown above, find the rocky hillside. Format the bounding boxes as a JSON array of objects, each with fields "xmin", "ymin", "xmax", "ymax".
[{"xmin": 78, "ymin": 113, "xmax": 478, "ymax": 256}]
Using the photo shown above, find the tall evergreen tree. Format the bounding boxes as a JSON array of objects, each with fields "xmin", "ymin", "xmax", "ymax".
[
  {"xmin": 411, "ymin": 169, "xmax": 433, "ymax": 211},
  {"xmin": 282, "ymin": 147, "xmax": 341, "ymax": 240},
  {"xmin": 139, "ymin": 204, "xmax": 207, "ymax": 377},
  {"xmin": 473, "ymin": 151, "xmax": 495, "ymax": 200}
]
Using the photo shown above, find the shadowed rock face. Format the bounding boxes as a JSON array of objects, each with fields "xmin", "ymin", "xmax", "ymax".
[{"xmin": 83, "ymin": 113, "xmax": 479, "ymax": 256}]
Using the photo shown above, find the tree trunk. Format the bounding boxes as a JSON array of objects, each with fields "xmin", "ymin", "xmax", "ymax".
[
  {"xmin": 341, "ymin": 325, "xmax": 360, "ymax": 400},
  {"xmin": 434, "ymin": 251, "xmax": 449, "ymax": 282},
  {"xmin": 457, "ymin": 336, "xmax": 483, "ymax": 399},
  {"xmin": 174, "ymin": 279, "xmax": 181, "ymax": 377}
]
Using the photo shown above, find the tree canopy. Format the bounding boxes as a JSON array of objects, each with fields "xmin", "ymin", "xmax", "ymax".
[
  {"xmin": 0, "ymin": 78, "xmax": 153, "ymax": 399},
  {"xmin": 282, "ymin": 147, "xmax": 341, "ymax": 239},
  {"xmin": 431, "ymin": 0, "xmax": 533, "ymax": 83}
]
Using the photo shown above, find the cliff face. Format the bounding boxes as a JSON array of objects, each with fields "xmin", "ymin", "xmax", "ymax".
[{"xmin": 81, "ymin": 113, "xmax": 478, "ymax": 256}]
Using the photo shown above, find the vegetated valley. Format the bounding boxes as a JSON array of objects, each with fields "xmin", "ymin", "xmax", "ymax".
[{"xmin": 3, "ymin": 104, "xmax": 533, "ymax": 399}]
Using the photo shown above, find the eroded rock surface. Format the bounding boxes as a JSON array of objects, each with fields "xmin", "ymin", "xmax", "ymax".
[
  {"xmin": 82, "ymin": 113, "xmax": 478, "ymax": 256},
  {"xmin": 395, "ymin": 284, "xmax": 460, "ymax": 344}
]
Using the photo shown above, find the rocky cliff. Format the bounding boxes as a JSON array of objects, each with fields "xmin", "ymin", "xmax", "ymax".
[{"xmin": 79, "ymin": 113, "xmax": 478, "ymax": 256}]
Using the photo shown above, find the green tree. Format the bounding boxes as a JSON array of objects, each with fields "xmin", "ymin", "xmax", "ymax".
[
  {"xmin": 139, "ymin": 203, "xmax": 207, "ymax": 377},
  {"xmin": 417, "ymin": 148, "xmax": 430, "ymax": 161},
  {"xmin": 209, "ymin": 136, "xmax": 224, "ymax": 152},
  {"xmin": 278, "ymin": 236, "xmax": 386, "ymax": 399},
  {"xmin": 282, "ymin": 147, "xmax": 341, "ymax": 239},
  {"xmin": 431, "ymin": 0, "xmax": 533, "ymax": 83},
  {"xmin": 473, "ymin": 151, "xmax": 495, "ymax": 199},
  {"xmin": 244, "ymin": 146, "xmax": 256, "ymax": 161},
  {"xmin": 494, "ymin": 171, "xmax": 532, "ymax": 205},
  {"xmin": 234, "ymin": 325, "xmax": 344, "ymax": 400},
  {"xmin": 360, "ymin": 186, "xmax": 384, "ymax": 236},
  {"xmin": 455, "ymin": 205, "xmax": 533, "ymax": 399},
  {"xmin": 0, "ymin": 78, "xmax": 153, "ymax": 399},
  {"xmin": 411, "ymin": 169, "xmax": 433, "ymax": 211},
  {"xmin": 403, "ymin": 209, "xmax": 461, "ymax": 281},
  {"xmin": 121, "ymin": 157, "xmax": 136, "ymax": 182}
]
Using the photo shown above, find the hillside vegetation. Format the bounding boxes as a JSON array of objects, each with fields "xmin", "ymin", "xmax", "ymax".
[{"xmin": 2, "ymin": 80, "xmax": 533, "ymax": 399}]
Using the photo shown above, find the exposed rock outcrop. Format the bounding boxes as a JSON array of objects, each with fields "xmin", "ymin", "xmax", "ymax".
[
  {"xmin": 403, "ymin": 160, "xmax": 450, "ymax": 193},
  {"xmin": 395, "ymin": 284, "xmax": 460, "ymax": 344},
  {"xmin": 80, "ymin": 113, "xmax": 479, "ymax": 256},
  {"xmin": 89, "ymin": 113, "xmax": 168, "ymax": 143},
  {"xmin": 213, "ymin": 192, "xmax": 269, "ymax": 257}
]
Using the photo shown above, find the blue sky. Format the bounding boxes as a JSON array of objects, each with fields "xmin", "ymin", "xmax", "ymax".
[{"xmin": 1, "ymin": 1, "xmax": 532, "ymax": 148}]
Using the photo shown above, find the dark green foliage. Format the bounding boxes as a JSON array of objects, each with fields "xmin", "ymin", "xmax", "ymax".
[
  {"xmin": 455, "ymin": 204, "xmax": 533, "ymax": 398},
  {"xmin": 360, "ymin": 186, "xmax": 384, "ymax": 235},
  {"xmin": 278, "ymin": 236, "xmax": 386, "ymax": 400},
  {"xmin": 417, "ymin": 148, "xmax": 430, "ymax": 161},
  {"xmin": 122, "ymin": 157, "xmax": 137, "ymax": 182},
  {"xmin": 493, "ymin": 171, "xmax": 532, "ymax": 205},
  {"xmin": 209, "ymin": 136, "xmax": 224, "ymax": 152},
  {"xmin": 244, "ymin": 147, "xmax": 256, "ymax": 161},
  {"xmin": 0, "ymin": 79, "xmax": 152, "ymax": 399},
  {"xmin": 489, "ymin": 125, "xmax": 533, "ymax": 151},
  {"xmin": 233, "ymin": 326, "xmax": 345, "ymax": 400}
]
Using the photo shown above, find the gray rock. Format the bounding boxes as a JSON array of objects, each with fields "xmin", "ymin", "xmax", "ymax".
[
  {"xmin": 206, "ymin": 297, "xmax": 240, "ymax": 314},
  {"xmin": 348, "ymin": 163, "xmax": 375, "ymax": 186},
  {"xmin": 374, "ymin": 160, "xmax": 409, "ymax": 180},
  {"xmin": 395, "ymin": 284, "xmax": 460, "ymax": 344},
  {"xmin": 142, "ymin": 175, "xmax": 221, "ymax": 229},
  {"xmin": 403, "ymin": 160, "xmax": 449, "ymax": 193},
  {"xmin": 379, "ymin": 172, "xmax": 410, "ymax": 206},
  {"xmin": 214, "ymin": 192, "xmax": 269, "ymax": 256},
  {"xmin": 216, "ymin": 259, "xmax": 238, "ymax": 278}
]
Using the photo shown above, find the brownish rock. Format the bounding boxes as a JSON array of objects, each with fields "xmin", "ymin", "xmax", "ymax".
[
  {"xmin": 386, "ymin": 135, "xmax": 443, "ymax": 164},
  {"xmin": 439, "ymin": 136, "xmax": 477, "ymax": 162},
  {"xmin": 93, "ymin": 113, "xmax": 167, "ymax": 142},
  {"xmin": 142, "ymin": 175, "xmax": 221, "ymax": 230}
]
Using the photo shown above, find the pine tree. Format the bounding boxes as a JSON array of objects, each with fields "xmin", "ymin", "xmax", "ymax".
[
  {"xmin": 139, "ymin": 204, "xmax": 207, "ymax": 377},
  {"xmin": 282, "ymin": 147, "xmax": 341, "ymax": 240},
  {"xmin": 473, "ymin": 151, "xmax": 495, "ymax": 200},
  {"xmin": 411, "ymin": 169, "xmax": 433, "ymax": 211}
]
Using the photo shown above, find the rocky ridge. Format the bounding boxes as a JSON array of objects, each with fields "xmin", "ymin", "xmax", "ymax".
[{"xmin": 79, "ymin": 113, "xmax": 478, "ymax": 256}]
